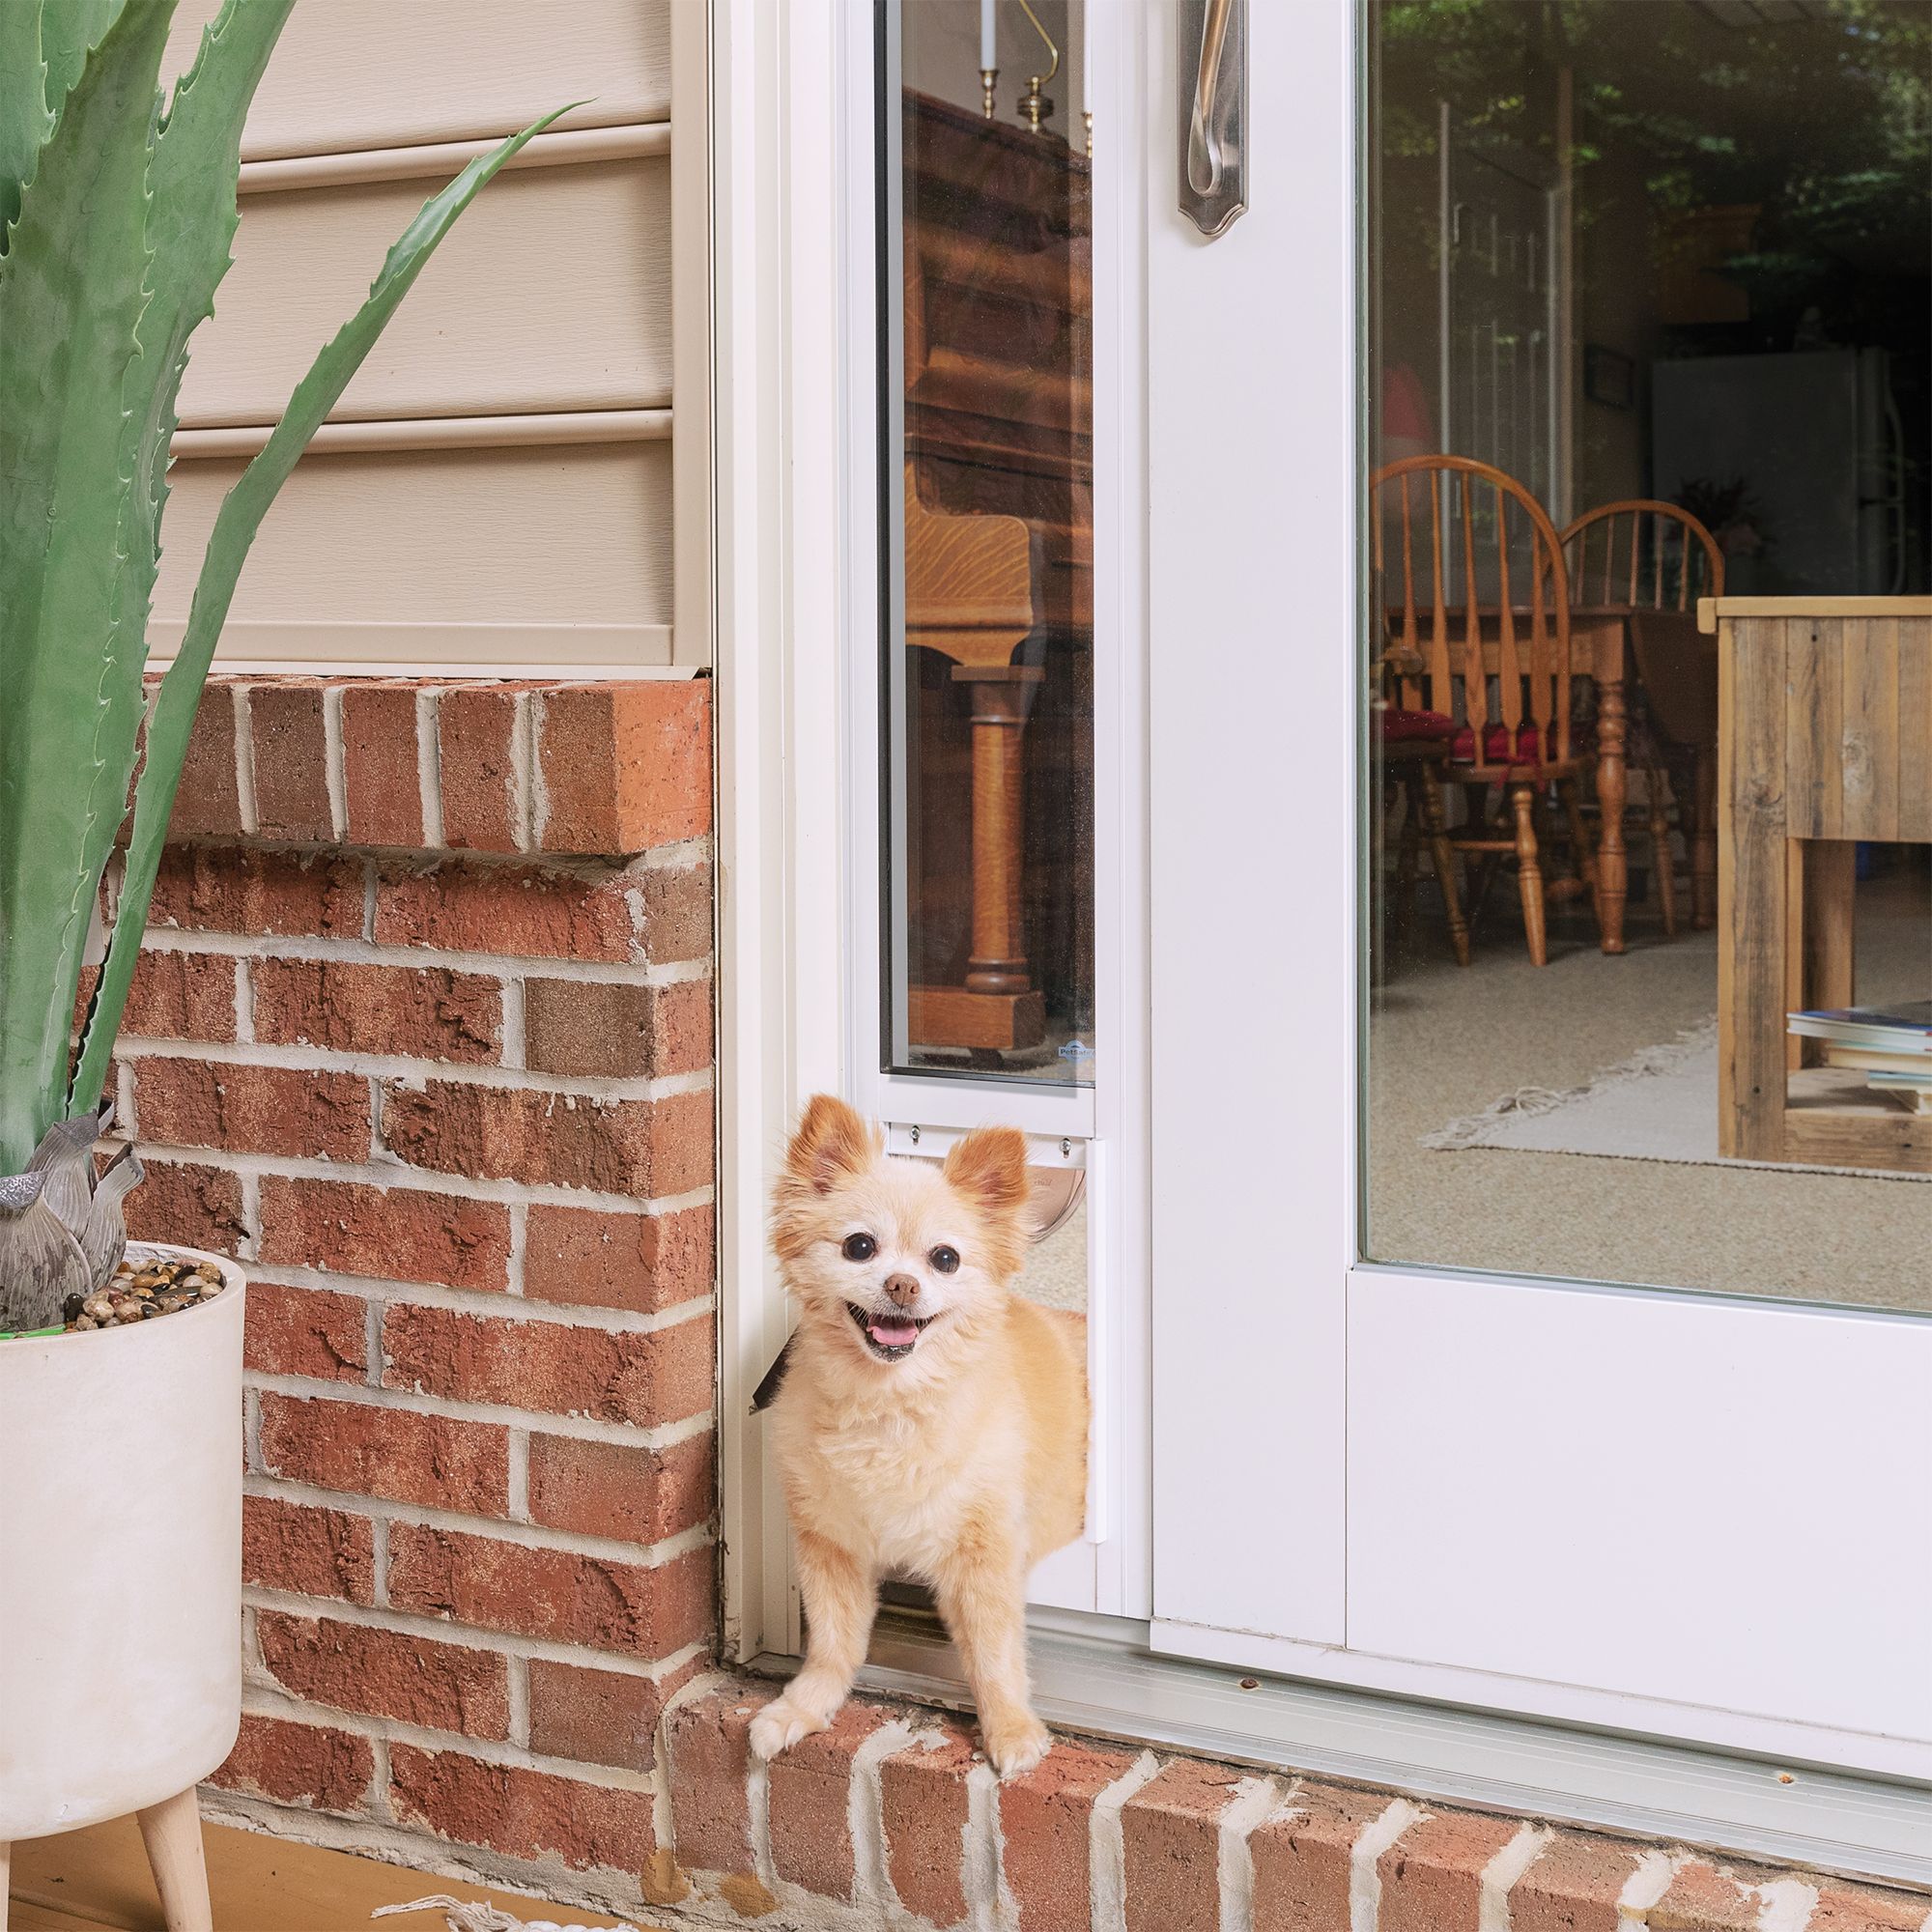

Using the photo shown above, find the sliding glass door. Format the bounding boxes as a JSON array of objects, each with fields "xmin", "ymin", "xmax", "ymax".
[{"xmin": 1148, "ymin": 0, "xmax": 1931, "ymax": 1775}]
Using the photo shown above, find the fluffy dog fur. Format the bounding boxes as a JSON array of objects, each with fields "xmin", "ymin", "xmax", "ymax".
[{"xmin": 753, "ymin": 1094, "xmax": 1088, "ymax": 1775}]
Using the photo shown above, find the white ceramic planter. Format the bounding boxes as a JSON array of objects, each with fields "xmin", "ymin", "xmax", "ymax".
[{"xmin": 0, "ymin": 1244, "xmax": 245, "ymax": 1841}]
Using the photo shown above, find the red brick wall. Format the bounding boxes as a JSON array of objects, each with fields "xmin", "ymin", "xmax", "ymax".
[
  {"xmin": 116, "ymin": 675, "xmax": 715, "ymax": 1897},
  {"xmin": 104, "ymin": 674, "xmax": 1928, "ymax": 1930}
]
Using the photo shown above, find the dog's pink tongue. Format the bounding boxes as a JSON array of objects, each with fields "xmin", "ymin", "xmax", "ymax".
[{"xmin": 869, "ymin": 1316, "xmax": 918, "ymax": 1347}]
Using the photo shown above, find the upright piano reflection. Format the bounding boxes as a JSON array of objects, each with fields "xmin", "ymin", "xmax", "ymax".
[{"xmin": 901, "ymin": 91, "xmax": 1093, "ymax": 1059}]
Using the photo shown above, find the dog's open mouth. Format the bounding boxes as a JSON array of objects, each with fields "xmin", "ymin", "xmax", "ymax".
[{"xmin": 846, "ymin": 1301, "xmax": 936, "ymax": 1360}]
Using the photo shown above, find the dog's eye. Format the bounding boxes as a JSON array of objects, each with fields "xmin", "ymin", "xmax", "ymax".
[
  {"xmin": 841, "ymin": 1233, "xmax": 877, "ymax": 1262},
  {"xmin": 929, "ymin": 1245, "xmax": 959, "ymax": 1274}
]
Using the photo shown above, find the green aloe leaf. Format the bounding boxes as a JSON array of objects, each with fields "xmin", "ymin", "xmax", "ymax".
[
  {"xmin": 0, "ymin": 3, "xmax": 52, "ymax": 244},
  {"xmin": 126, "ymin": 0, "xmax": 298, "ymax": 637},
  {"xmin": 71, "ymin": 104, "xmax": 573, "ymax": 1114},
  {"xmin": 67, "ymin": 0, "xmax": 298, "ymax": 1107},
  {"xmin": 40, "ymin": 0, "xmax": 131, "ymax": 124},
  {"xmin": 0, "ymin": 0, "xmax": 175, "ymax": 1176}
]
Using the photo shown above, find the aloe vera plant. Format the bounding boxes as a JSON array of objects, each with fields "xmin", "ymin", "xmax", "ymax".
[{"xmin": 0, "ymin": 0, "xmax": 564, "ymax": 1331}]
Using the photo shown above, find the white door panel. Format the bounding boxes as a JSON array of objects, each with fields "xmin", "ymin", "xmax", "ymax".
[
  {"xmin": 1141, "ymin": 0, "xmax": 1931, "ymax": 1774},
  {"xmin": 1349, "ymin": 1272, "xmax": 1932, "ymax": 1744},
  {"xmin": 1148, "ymin": 0, "xmax": 1354, "ymax": 1644}
]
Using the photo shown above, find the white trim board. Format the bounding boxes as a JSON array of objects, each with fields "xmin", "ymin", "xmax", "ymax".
[
  {"xmin": 839, "ymin": 1617, "xmax": 1932, "ymax": 1891},
  {"xmin": 146, "ymin": 621, "xmax": 677, "ymax": 673},
  {"xmin": 712, "ymin": 0, "xmax": 854, "ymax": 1664}
]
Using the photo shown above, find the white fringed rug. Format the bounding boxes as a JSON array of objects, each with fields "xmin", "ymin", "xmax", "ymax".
[{"xmin": 1421, "ymin": 1018, "xmax": 1930, "ymax": 1183}]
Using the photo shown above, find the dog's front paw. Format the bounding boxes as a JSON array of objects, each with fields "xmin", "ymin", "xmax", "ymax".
[
  {"xmin": 750, "ymin": 1696, "xmax": 831, "ymax": 1761},
  {"xmin": 981, "ymin": 1711, "xmax": 1051, "ymax": 1777}
]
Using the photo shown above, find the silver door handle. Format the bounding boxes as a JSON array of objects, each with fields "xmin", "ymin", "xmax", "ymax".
[
  {"xmin": 1187, "ymin": 0, "xmax": 1235, "ymax": 194},
  {"xmin": 1179, "ymin": 0, "xmax": 1246, "ymax": 236}
]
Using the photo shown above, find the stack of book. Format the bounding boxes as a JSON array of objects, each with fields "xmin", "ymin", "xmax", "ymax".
[{"xmin": 1788, "ymin": 1001, "xmax": 1932, "ymax": 1114}]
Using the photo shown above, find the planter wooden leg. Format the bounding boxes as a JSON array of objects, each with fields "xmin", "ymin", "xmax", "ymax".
[{"xmin": 138, "ymin": 1788, "xmax": 213, "ymax": 1932}]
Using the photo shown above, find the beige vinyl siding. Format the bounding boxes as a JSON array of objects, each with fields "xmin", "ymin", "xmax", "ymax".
[
  {"xmin": 157, "ymin": 1, "xmax": 703, "ymax": 672},
  {"xmin": 162, "ymin": 0, "xmax": 670, "ymax": 158},
  {"xmin": 178, "ymin": 151, "xmax": 672, "ymax": 427},
  {"xmin": 154, "ymin": 441, "xmax": 671, "ymax": 638}
]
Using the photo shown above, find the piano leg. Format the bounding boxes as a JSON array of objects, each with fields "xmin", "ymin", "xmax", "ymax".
[
  {"xmin": 959, "ymin": 664, "xmax": 1043, "ymax": 994},
  {"xmin": 906, "ymin": 665, "xmax": 1048, "ymax": 1057}
]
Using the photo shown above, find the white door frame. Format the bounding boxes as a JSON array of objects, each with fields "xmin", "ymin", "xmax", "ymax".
[
  {"xmin": 712, "ymin": 0, "xmax": 853, "ymax": 1663},
  {"xmin": 714, "ymin": 0, "xmax": 1932, "ymax": 1794},
  {"xmin": 1144, "ymin": 0, "xmax": 1356, "ymax": 1653}
]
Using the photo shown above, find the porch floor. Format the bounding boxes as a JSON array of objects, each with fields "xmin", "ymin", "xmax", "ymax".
[{"xmin": 7, "ymin": 1815, "xmax": 651, "ymax": 1932}]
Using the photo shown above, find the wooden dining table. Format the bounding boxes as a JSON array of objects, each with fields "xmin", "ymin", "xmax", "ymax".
[
  {"xmin": 1406, "ymin": 603, "xmax": 1714, "ymax": 955},
  {"xmin": 1709, "ymin": 593, "xmax": 1932, "ymax": 1173}
]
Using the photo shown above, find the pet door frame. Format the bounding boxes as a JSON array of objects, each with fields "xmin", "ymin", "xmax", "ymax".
[
  {"xmin": 842, "ymin": 0, "xmax": 1151, "ymax": 1625},
  {"xmin": 709, "ymin": 0, "xmax": 1151, "ymax": 1658},
  {"xmin": 710, "ymin": 0, "xmax": 1932, "ymax": 1869}
]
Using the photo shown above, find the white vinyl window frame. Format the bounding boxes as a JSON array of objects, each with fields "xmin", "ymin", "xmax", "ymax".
[{"xmin": 710, "ymin": 0, "xmax": 1932, "ymax": 1884}]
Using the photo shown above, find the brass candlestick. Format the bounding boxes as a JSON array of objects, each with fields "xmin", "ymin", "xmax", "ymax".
[
  {"xmin": 980, "ymin": 67, "xmax": 998, "ymax": 119},
  {"xmin": 1084, "ymin": 108, "xmax": 1094, "ymax": 157},
  {"xmin": 1015, "ymin": 0, "xmax": 1058, "ymax": 132}
]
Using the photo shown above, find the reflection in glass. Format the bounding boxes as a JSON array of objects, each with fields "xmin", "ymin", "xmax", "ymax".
[
  {"xmin": 881, "ymin": 0, "xmax": 1095, "ymax": 1088},
  {"xmin": 1364, "ymin": 0, "xmax": 1931, "ymax": 1312}
]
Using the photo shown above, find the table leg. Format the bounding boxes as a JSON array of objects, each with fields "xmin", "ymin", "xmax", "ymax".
[
  {"xmin": 1718, "ymin": 631, "xmax": 1791, "ymax": 1162},
  {"xmin": 1596, "ymin": 675, "xmax": 1629, "ymax": 952},
  {"xmin": 1789, "ymin": 840, "xmax": 1858, "ymax": 1070},
  {"xmin": 1691, "ymin": 745, "xmax": 1718, "ymax": 929}
]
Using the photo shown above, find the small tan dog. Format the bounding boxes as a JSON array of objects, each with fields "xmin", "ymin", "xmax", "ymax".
[{"xmin": 753, "ymin": 1094, "xmax": 1088, "ymax": 1775}]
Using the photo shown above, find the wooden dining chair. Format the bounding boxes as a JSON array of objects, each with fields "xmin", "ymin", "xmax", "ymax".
[
  {"xmin": 1372, "ymin": 454, "xmax": 1598, "ymax": 967},
  {"xmin": 1372, "ymin": 652, "xmax": 1470, "ymax": 971},
  {"xmin": 1556, "ymin": 499, "xmax": 1725, "ymax": 933}
]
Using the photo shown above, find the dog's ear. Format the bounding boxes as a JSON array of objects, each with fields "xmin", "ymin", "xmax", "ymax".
[
  {"xmin": 785, "ymin": 1094, "xmax": 879, "ymax": 1195},
  {"xmin": 942, "ymin": 1124, "xmax": 1031, "ymax": 1223}
]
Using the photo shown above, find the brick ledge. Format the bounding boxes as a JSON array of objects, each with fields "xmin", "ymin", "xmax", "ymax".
[
  {"xmin": 163, "ymin": 674, "xmax": 711, "ymax": 860},
  {"xmin": 645, "ymin": 1677, "xmax": 1932, "ymax": 1932}
]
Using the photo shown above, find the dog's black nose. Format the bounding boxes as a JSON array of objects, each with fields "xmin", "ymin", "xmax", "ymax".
[{"xmin": 883, "ymin": 1273, "xmax": 920, "ymax": 1308}]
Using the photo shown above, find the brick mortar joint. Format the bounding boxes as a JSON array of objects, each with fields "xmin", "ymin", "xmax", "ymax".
[
  {"xmin": 236, "ymin": 1683, "xmax": 663, "ymax": 1794},
  {"xmin": 242, "ymin": 1371, "xmax": 718, "ymax": 1450},
  {"xmin": 156, "ymin": 829, "xmax": 716, "ymax": 867},
  {"xmin": 242, "ymin": 1590, "xmax": 713, "ymax": 1687},
  {"xmin": 118, "ymin": 1032, "xmax": 715, "ymax": 1104},
  {"xmin": 243, "ymin": 1271, "xmax": 720, "ymax": 1336},
  {"xmin": 128, "ymin": 1142, "xmax": 718, "ymax": 1214},
  {"xmin": 242, "ymin": 1473, "xmax": 717, "ymax": 1572},
  {"xmin": 137, "ymin": 927, "xmax": 714, "ymax": 988}
]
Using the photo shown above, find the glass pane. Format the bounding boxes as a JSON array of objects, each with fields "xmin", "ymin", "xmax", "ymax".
[
  {"xmin": 880, "ymin": 0, "xmax": 1096, "ymax": 1088},
  {"xmin": 1364, "ymin": 0, "xmax": 1932, "ymax": 1313}
]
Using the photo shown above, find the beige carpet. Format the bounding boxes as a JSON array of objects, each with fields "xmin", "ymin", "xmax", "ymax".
[
  {"xmin": 1018, "ymin": 1195, "xmax": 1088, "ymax": 1311},
  {"xmin": 1371, "ymin": 859, "xmax": 1932, "ymax": 1313}
]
